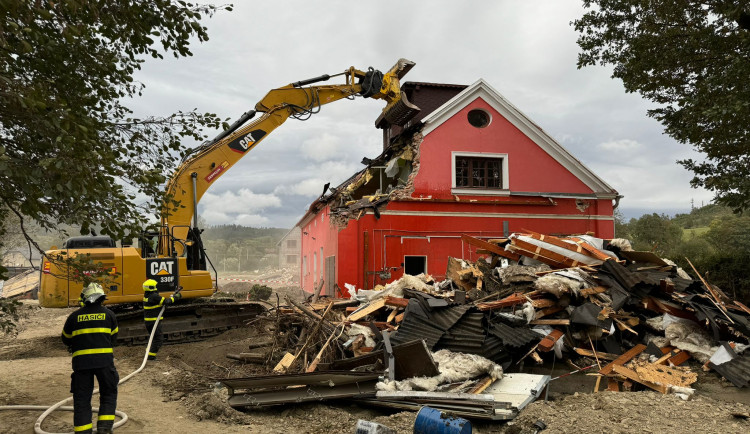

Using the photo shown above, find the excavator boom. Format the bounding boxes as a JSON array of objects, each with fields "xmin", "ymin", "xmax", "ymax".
[{"xmin": 39, "ymin": 59, "xmax": 419, "ymax": 310}]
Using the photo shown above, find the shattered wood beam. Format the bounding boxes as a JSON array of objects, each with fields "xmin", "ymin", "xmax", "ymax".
[
  {"xmin": 287, "ymin": 297, "xmax": 348, "ymax": 346},
  {"xmin": 312, "ymin": 279, "xmax": 325, "ymax": 303},
  {"xmin": 507, "ymin": 239, "xmax": 578, "ymax": 268},
  {"xmin": 538, "ymin": 329, "xmax": 564, "ymax": 352},
  {"xmin": 599, "ymin": 344, "xmax": 646, "ymax": 375},
  {"xmin": 384, "ymin": 296, "xmax": 410, "ymax": 308},
  {"xmin": 611, "ymin": 364, "xmax": 668, "ymax": 394},
  {"xmin": 460, "ymin": 234, "xmax": 521, "ymax": 261},
  {"xmin": 685, "ymin": 257, "xmax": 734, "ymax": 324},
  {"xmin": 347, "ymin": 298, "xmax": 386, "ymax": 322},
  {"xmin": 285, "ymin": 301, "xmax": 335, "ymax": 372},
  {"xmin": 522, "ymin": 229, "xmax": 609, "ymax": 262},
  {"xmin": 476, "ymin": 292, "xmax": 527, "ymax": 311},
  {"xmin": 574, "ymin": 347, "xmax": 619, "ymax": 361},
  {"xmin": 529, "ymin": 319, "xmax": 570, "ymax": 325}
]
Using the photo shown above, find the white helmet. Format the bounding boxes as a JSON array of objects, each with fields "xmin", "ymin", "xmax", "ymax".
[{"xmin": 81, "ymin": 283, "xmax": 106, "ymax": 305}]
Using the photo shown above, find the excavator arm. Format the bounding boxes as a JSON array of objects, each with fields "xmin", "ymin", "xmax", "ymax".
[{"xmin": 159, "ymin": 59, "xmax": 419, "ymax": 258}]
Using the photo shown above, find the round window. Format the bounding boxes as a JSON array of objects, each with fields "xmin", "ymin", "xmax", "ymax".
[{"xmin": 467, "ymin": 109, "xmax": 491, "ymax": 128}]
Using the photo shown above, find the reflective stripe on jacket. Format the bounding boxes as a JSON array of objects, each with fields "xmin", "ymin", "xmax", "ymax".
[
  {"xmin": 143, "ymin": 291, "xmax": 177, "ymax": 321},
  {"xmin": 61, "ymin": 304, "xmax": 118, "ymax": 371}
]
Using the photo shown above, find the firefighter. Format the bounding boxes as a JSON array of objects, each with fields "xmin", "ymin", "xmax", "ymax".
[
  {"xmin": 142, "ymin": 279, "xmax": 182, "ymax": 360},
  {"xmin": 61, "ymin": 283, "xmax": 119, "ymax": 434}
]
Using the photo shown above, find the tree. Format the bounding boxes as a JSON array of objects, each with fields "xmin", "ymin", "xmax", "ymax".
[
  {"xmin": 574, "ymin": 2, "xmax": 750, "ymax": 212},
  {"xmin": 0, "ymin": 1, "xmax": 231, "ymax": 272},
  {"xmin": 629, "ymin": 213, "xmax": 683, "ymax": 254}
]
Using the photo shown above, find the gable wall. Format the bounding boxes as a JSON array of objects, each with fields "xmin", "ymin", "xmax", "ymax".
[{"xmin": 412, "ymin": 97, "xmax": 596, "ymax": 198}]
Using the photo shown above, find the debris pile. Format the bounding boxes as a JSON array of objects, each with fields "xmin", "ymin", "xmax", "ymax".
[{"xmin": 217, "ymin": 231, "xmax": 750, "ymax": 423}]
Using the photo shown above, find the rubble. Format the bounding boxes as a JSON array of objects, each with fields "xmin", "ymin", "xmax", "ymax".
[{"xmin": 213, "ymin": 230, "xmax": 749, "ymax": 426}]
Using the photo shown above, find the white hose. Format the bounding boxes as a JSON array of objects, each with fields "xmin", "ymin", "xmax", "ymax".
[{"xmin": 0, "ymin": 304, "xmax": 167, "ymax": 434}]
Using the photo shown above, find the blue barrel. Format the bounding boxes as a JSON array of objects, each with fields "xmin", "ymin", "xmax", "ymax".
[{"xmin": 413, "ymin": 406, "xmax": 472, "ymax": 434}]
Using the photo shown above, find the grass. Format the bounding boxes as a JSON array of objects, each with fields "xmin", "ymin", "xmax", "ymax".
[{"xmin": 683, "ymin": 227, "xmax": 709, "ymax": 240}]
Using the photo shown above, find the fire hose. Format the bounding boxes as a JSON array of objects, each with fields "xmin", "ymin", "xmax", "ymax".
[{"xmin": 0, "ymin": 288, "xmax": 179, "ymax": 433}]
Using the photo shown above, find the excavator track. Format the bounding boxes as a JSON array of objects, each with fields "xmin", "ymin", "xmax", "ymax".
[{"xmin": 113, "ymin": 299, "xmax": 268, "ymax": 345}]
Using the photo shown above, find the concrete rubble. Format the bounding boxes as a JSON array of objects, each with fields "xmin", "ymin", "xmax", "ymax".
[{"xmin": 215, "ymin": 230, "xmax": 750, "ymax": 425}]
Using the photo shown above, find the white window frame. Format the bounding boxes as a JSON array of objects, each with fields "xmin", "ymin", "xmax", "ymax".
[{"xmin": 451, "ymin": 151, "xmax": 510, "ymax": 196}]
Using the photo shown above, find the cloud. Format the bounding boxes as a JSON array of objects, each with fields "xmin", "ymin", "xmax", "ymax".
[
  {"xmin": 599, "ymin": 139, "xmax": 643, "ymax": 153},
  {"xmin": 126, "ymin": 1, "xmax": 716, "ymax": 227},
  {"xmin": 300, "ymin": 133, "xmax": 343, "ymax": 162},
  {"xmin": 274, "ymin": 178, "xmax": 329, "ymax": 197},
  {"xmin": 234, "ymin": 214, "xmax": 271, "ymax": 226},
  {"xmin": 200, "ymin": 188, "xmax": 281, "ymax": 214}
]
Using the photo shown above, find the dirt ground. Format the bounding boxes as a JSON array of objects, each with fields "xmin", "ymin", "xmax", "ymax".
[{"xmin": 1, "ymin": 301, "xmax": 750, "ymax": 434}]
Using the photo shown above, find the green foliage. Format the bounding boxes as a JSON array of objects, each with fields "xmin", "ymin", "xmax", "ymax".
[
  {"xmin": 574, "ymin": 2, "xmax": 750, "ymax": 212},
  {"xmin": 0, "ymin": 1, "xmax": 231, "ymax": 253},
  {"xmin": 248, "ymin": 284, "xmax": 272, "ymax": 301},
  {"xmin": 620, "ymin": 205, "xmax": 750, "ymax": 303},
  {"xmin": 0, "ymin": 298, "xmax": 21, "ymax": 336},
  {"xmin": 628, "ymin": 213, "xmax": 683, "ymax": 255},
  {"xmin": 673, "ymin": 204, "xmax": 732, "ymax": 229}
]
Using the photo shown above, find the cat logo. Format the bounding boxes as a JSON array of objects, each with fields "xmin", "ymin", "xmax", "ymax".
[
  {"xmin": 227, "ymin": 129, "xmax": 267, "ymax": 153},
  {"xmin": 150, "ymin": 261, "xmax": 174, "ymax": 276},
  {"xmin": 145, "ymin": 258, "xmax": 178, "ymax": 291}
]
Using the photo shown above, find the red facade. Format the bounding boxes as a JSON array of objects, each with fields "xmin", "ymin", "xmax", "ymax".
[{"xmin": 299, "ymin": 80, "xmax": 618, "ymax": 295}]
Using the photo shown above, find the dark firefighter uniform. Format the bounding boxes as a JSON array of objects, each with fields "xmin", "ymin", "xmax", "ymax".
[
  {"xmin": 61, "ymin": 284, "xmax": 119, "ymax": 434},
  {"xmin": 142, "ymin": 279, "xmax": 181, "ymax": 360}
]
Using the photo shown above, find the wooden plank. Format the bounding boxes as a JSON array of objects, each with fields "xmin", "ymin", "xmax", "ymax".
[
  {"xmin": 574, "ymin": 347, "xmax": 619, "ymax": 361},
  {"xmin": 599, "ymin": 344, "xmax": 647, "ymax": 375},
  {"xmin": 607, "ymin": 378, "xmax": 620, "ymax": 392},
  {"xmin": 394, "ymin": 313, "xmax": 404, "ymax": 323},
  {"xmin": 529, "ymin": 319, "xmax": 570, "ymax": 325},
  {"xmin": 509, "ymin": 238, "xmax": 595, "ymax": 268},
  {"xmin": 273, "ymin": 352, "xmax": 295, "ymax": 373},
  {"xmin": 735, "ymin": 300, "xmax": 750, "ymax": 315},
  {"xmin": 612, "ymin": 364, "xmax": 668, "ymax": 394},
  {"xmin": 531, "ymin": 298, "xmax": 558, "ymax": 309},
  {"xmin": 523, "ymin": 230, "xmax": 610, "ymax": 262},
  {"xmin": 538, "ymin": 329, "xmax": 564, "ymax": 352},
  {"xmin": 655, "ymin": 349, "xmax": 680, "ymax": 365},
  {"xmin": 468, "ymin": 376, "xmax": 494, "ymax": 394},
  {"xmin": 580, "ymin": 286, "xmax": 607, "ymax": 297},
  {"xmin": 476, "ymin": 292, "xmax": 526, "ymax": 311},
  {"xmin": 667, "ymin": 350, "xmax": 691, "ymax": 367},
  {"xmin": 347, "ymin": 298, "xmax": 386, "ymax": 322},
  {"xmin": 460, "ymin": 234, "xmax": 521, "ymax": 261},
  {"xmin": 386, "ymin": 308, "xmax": 398, "ymax": 323},
  {"xmin": 384, "ymin": 296, "xmax": 409, "ymax": 308},
  {"xmin": 535, "ymin": 306, "xmax": 564, "ymax": 319}
]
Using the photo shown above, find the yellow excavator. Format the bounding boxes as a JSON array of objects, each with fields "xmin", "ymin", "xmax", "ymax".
[{"xmin": 38, "ymin": 59, "xmax": 419, "ymax": 340}]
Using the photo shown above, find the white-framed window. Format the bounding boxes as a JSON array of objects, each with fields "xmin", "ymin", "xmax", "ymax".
[
  {"xmin": 320, "ymin": 247, "xmax": 324, "ymax": 279},
  {"xmin": 451, "ymin": 151, "xmax": 509, "ymax": 195}
]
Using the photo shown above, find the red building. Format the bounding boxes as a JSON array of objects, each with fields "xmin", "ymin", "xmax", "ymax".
[{"xmin": 298, "ymin": 80, "xmax": 619, "ymax": 296}]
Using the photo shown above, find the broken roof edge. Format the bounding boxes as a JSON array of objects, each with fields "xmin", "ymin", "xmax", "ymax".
[{"xmin": 420, "ymin": 78, "xmax": 619, "ymax": 196}]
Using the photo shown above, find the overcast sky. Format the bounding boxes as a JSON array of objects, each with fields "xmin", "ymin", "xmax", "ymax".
[{"xmin": 129, "ymin": 0, "xmax": 714, "ymax": 229}]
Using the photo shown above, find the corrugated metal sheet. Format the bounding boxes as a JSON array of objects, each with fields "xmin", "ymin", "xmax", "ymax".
[
  {"xmin": 711, "ymin": 354, "xmax": 750, "ymax": 388},
  {"xmin": 600, "ymin": 259, "xmax": 661, "ymax": 292},
  {"xmin": 482, "ymin": 335, "xmax": 512, "ymax": 368},
  {"xmin": 487, "ymin": 321, "xmax": 540, "ymax": 348},
  {"xmin": 436, "ymin": 313, "xmax": 485, "ymax": 354},
  {"xmin": 389, "ymin": 312, "xmax": 445, "ymax": 349}
]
